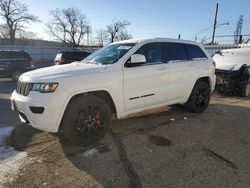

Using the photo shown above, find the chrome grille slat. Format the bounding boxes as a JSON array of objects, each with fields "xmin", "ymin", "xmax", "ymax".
[{"xmin": 16, "ymin": 82, "xmax": 32, "ymax": 96}]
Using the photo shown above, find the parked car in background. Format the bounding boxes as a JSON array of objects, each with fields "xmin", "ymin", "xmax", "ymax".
[
  {"xmin": 0, "ymin": 50, "xmax": 36, "ymax": 81},
  {"xmin": 213, "ymin": 48, "xmax": 250, "ymax": 97},
  {"xmin": 54, "ymin": 51, "xmax": 91, "ymax": 65},
  {"xmin": 11, "ymin": 38, "xmax": 215, "ymax": 145}
]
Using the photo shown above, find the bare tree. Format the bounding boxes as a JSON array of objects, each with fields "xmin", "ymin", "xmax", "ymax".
[
  {"xmin": 106, "ymin": 20, "xmax": 131, "ymax": 43},
  {"xmin": 95, "ymin": 28, "xmax": 108, "ymax": 46},
  {"xmin": 0, "ymin": 23, "xmax": 8, "ymax": 44},
  {"xmin": 116, "ymin": 29, "xmax": 132, "ymax": 41},
  {"xmin": 0, "ymin": 0, "xmax": 39, "ymax": 45},
  {"xmin": 46, "ymin": 8, "xmax": 90, "ymax": 47}
]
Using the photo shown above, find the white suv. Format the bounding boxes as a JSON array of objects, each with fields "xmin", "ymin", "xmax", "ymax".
[{"xmin": 11, "ymin": 38, "xmax": 216, "ymax": 145}]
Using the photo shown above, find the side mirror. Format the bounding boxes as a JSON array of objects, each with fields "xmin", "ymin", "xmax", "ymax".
[{"xmin": 130, "ymin": 54, "xmax": 146, "ymax": 64}]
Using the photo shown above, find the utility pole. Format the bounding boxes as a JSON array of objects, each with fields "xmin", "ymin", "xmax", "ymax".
[{"xmin": 211, "ymin": 3, "xmax": 219, "ymax": 45}]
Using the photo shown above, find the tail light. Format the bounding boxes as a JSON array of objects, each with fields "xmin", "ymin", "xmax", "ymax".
[
  {"xmin": 60, "ymin": 57, "xmax": 65, "ymax": 64},
  {"xmin": 29, "ymin": 60, "xmax": 35, "ymax": 66}
]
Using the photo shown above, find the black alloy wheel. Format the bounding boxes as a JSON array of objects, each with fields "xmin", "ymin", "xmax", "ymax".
[
  {"xmin": 61, "ymin": 95, "xmax": 111, "ymax": 145},
  {"xmin": 185, "ymin": 80, "xmax": 210, "ymax": 113}
]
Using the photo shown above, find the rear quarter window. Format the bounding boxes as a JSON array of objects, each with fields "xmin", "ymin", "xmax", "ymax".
[
  {"xmin": 21, "ymin": 52, "xmax": 32, "ymax": 59},
  {"xmin": 185, "ymin": 44, "xmax": 207, "ymax": 59}
]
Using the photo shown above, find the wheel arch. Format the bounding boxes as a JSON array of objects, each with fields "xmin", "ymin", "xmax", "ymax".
[
  {"xmin": 183, "ymin": 76, "xmax": 213, "ymax": 104},
  {"xmin": 197, "ymin": 76, "xmax": 212, "ymax": 90},
  {"xmin": 58, "ymin": 89, "xmax": 117, "ymax": 132}
]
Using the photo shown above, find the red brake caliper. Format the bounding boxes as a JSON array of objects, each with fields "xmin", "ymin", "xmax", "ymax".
[{"xmin": 95, "ymin": 112, "xmax": 101, "ymax": 127}]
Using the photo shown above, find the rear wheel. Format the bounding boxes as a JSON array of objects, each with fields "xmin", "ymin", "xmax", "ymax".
[
  {"xmin": 185, "ymin": 80, "xmax": 210, "ymax": 113},
  {"xmin": 60, "ymin": 95, "xmax": 111, "ymax": 145},
  {"xmin": 11, "ymin": 70, "xmax": 23, "ymax": 81}
]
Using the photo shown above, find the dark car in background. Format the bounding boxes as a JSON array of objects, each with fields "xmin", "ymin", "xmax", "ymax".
[
  {"xmin": 54, "ymin": 51, "xmax": 91, "ymax": 65},
  {"xmin": 0, "ymin": 50, "xmax": 36, "ymax": 81}
]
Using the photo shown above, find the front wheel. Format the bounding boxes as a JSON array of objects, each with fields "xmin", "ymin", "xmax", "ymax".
[
  {"xmin": 60, "ymin": 95, "xmax": 111, "ymax": 145},
  {"xmin": 185, "ymin": 80, "xmax": 210, "ymax": 113}
]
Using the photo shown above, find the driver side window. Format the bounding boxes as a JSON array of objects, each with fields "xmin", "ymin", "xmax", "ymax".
[{"xmin": 126, "ymin": 42, "xmax": 162, "ymax": 67}]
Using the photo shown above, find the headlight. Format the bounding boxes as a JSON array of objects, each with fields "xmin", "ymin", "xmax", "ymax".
[{"xmin": 31, "ymin": 83, "xmax": 58, "ymax": 93}]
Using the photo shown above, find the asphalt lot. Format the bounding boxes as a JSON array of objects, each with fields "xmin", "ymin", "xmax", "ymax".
[{"xmin": 0, "ymin": 78, "xmax": 250, "ymax": 188}]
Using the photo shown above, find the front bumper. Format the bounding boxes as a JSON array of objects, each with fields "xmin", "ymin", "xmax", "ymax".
[
  {"xmin": 10, "ymin": 90, "xmax": 67, "ymax": 132},
  {"xmin": 215, "ymin": 68, "xmax": 250, "ymax": 94}
]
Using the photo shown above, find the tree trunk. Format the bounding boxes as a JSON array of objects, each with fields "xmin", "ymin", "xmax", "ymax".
[{"xmin": 9, "ymin": 30, "xmax": 15, "ymax": 45}]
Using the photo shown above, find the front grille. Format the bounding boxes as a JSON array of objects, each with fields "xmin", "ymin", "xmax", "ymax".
[{"xmin": 16, "ymin": 82, "xmax": 33, "ymax": 96}]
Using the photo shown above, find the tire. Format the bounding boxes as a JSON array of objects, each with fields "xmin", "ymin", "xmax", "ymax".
[
  {"xmin": 11, "ymin": 70, "xmax": 23, "ymax": 81},
  {"xmin": 238, "ymin": 83, "xmax": 250, "ymax": 97},
  {"xmin": 185, "ymin": 80, "xmax": 210, "ymax": 113},
  {"xmin": 60, "ymin": 95, "xmax": 111, "ymax": 145}
]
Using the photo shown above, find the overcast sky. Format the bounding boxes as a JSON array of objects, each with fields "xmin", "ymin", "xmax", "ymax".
[{"xmin": 19, "ymin": 0, "xmax": 250, "ymax": 43}]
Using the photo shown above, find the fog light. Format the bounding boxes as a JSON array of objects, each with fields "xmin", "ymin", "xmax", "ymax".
[{"xmin": 30, "ymin": 106, "xmax": 44, "ymax": 114}]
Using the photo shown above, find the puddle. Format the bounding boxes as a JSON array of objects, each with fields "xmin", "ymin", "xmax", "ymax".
[{"xmin": 149, "ymin": 135, "xmax": 172, "ymax": 146}]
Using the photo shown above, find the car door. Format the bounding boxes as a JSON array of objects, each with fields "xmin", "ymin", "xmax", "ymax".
[
  {"xmin": 123, "ymin": 42, "xmax": 168, "ymax": 112},
  {"xmin": 185, "ymin": 43, "xmax": 210, "ymax": 75},
  {"xmin": 162, "ymin": 42, "xmax": 193, "ymax": 103}
]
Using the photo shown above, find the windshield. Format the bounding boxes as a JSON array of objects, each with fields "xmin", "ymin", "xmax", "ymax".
[{"xmin": 81, "ymin": 43, "xmax": 135, "ymax": 64}]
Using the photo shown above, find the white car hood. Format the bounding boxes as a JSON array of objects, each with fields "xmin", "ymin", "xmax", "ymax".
[
  {"xmin": 20, "ymin": 62, "xmax": 106, "ymax": 82},
  {"xmin": 215, "ymin": 62, "xmax": 246, "ymax": 71},
  {"xmin": 213, "ymin": 48, "xmax": 250, "ymax": 71}
]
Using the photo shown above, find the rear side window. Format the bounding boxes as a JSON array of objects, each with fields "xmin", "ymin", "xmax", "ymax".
[
  {"xmin": 162, "ymin": 43, "xmax": 188, "ymax": 62},
  {"xmin": 14, "ymin": 52, "xmax": 31, "ymax": 59},
  {"xmin": 185, "ymin": 44, "xmax": 207, "ymax": 59},
  {"xmin": 0, "ymin": 51, "xmax": 31, "ymax": 59},
  {"xmin": 0, "ymin": 51, "xmax": 12, "ymax": 59}
]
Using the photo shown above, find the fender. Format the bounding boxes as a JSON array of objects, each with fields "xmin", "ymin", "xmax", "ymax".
[
  {"xmin": 183, "ymin": 74, "xmax": 214, "ymax": 103},
  {"xmin": 55, "ymin": 88, "xmax": 121, "ymax": 132}
]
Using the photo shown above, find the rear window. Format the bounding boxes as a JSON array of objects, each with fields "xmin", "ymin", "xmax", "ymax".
[
  {"xmin": 162, "ymin": 43, "xmax": 188, "ymax": 61},
  {"xmin": 185, "ymin": 44, "xmax": 207, "ymax": 59}
]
